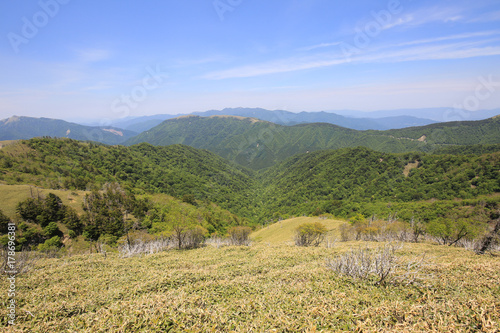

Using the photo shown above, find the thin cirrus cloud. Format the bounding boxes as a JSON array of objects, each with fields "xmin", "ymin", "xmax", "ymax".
[
  {"xmin": 466, "ymin": 10, "xmax": 500, "ymax": 23},
  {"xmin": 76, "ymin": 49, "xmax": 112, "ymax": 63},
  {"xmin": 298, "ymin": 42, "xmax": 342, "ymax": 52},
  {"xmin": 202, "ymin": 33, "xmax": 500, "ymax": 80},
  {"xmin": 396, "ymin": 30, "xmax": 500, "ymax": 46}
]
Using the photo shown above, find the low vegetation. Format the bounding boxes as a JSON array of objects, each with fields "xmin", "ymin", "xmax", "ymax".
[{"xmin": 0, "ymin": 241, "xmax": 499, "ymax": 331}]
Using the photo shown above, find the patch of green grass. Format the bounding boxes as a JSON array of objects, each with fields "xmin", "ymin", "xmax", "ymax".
[
  {"xmin": 0, "ymin": 184, "xmax": 87, "ymax": 219},
  {"xmin": 251, "ymin": 216, "xmax": 344, "ymax": 244},
  {"xmin": 1, "ymin": 242, "xmax": 498, "ymax": 332}
]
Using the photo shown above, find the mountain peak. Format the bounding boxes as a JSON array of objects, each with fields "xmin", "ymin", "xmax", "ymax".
[
  {"xmin": 3, "ymin": 116, "xmax": 21, "ymax": 124},
  {"xmin": 208, "ymin": 115, "xmax": 263, "ymax": 123}
]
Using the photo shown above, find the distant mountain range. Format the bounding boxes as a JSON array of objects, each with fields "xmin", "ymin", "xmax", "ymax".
[
  {"xmin": 101, "ymin": 107, "xmax": 440, "ymax": 133},
  {"xmin": 89, "ymin": 107, "xmax": 499, "ymax": 133},
  {"xmin": 0, "ymin": 116, "xmax": 137, "ymax": 145},
  {"xmin": 125, "ymin": 115, "xmax": 500, "ymax": 169},
  {"xmin": 1, "ymin": 108, "xmax": 499, "ymax": 163}
]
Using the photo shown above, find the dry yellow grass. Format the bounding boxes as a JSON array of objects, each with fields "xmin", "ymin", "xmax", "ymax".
[
  {"xmin": 0, "ymin": 241, "xmax": 498, "ymax": 332},
  {"xmin": 251, "ymin": 217, "xmax": 345, "ymax": 244},
  {"xmin": 0, "ymin": 184, "xmax": 87, "ymax": 218}
]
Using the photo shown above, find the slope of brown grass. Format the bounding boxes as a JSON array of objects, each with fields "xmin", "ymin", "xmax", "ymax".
[{"xmin": 0, "ymin": 242, "xmax": 498, "ymax": 332}]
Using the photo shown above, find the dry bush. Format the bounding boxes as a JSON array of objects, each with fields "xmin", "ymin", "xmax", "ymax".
[
  {"xmin": 0, "ymin": 247, "xmax": 38, "ymax": 276},
  {"xmin": 339, "ymin": 223, "xmax": 354, "ymax": 242},
  {"xmin": 227, "ymin": 226, "xmax": 252, "ymax": 246},
  {"xmin": 324, "ymin": 236, "xmax": 336, "ymax": 248},
  {"xmin": 205, "ymin": 236, "xmax": 231, "ymax": 248},
  {"xmin": 474, "ymin": 218, "xmax": 500, "ymax": 255},
  {"xmin": 119, "ymin": 238, "xmax": 172, "ymax": 258},
  {"xmin": 344, "ymin": 217, "xmax": 426, "ymax": 243},
  {"xmin": 326, "ymin": 243, "xmax": 431, "ymax": 286}
]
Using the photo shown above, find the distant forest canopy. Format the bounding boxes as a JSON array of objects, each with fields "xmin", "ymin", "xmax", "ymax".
[
  {"xmin": 2, "ymin": 114, "xmax": 499, "ymax": 168},
  {"xmin": 125, "ymin": 115, "xmax": 500, "ymax": 170}
]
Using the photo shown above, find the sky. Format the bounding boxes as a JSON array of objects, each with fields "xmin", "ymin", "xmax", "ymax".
[{"xmin": 0, "ymin": 0, "xmax": 499, "ymax": 122}]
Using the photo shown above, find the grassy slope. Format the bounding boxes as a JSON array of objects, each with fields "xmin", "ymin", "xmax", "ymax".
[
  {"xmin": 251, "ymin": 217, "xmax": 345, "ymax": 244},
  {"xmin": 0, "ymin": 184, "xmax": 87, "ymax": 219},
  {"xmin": 1, "ymin": 243, "xmax": 498, "ymax": 331}
]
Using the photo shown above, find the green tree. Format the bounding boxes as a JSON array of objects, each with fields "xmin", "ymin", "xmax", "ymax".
[
  {"xmin": 16, "ymin": 198, "xmax": 43, "ymax": 223},
  {"xmin": 426, "ymin": 218, "xmax": 478, "ymax": 246},
  {"xmin": 63, "ymin": 207, "xmax": 83, "ymax": 235},
  {"xmin": 0, "ymin": 209, "xmax": 10, "ymax": 234},
  {"xmin": 44, "ymin": 193, "xmax": 64, "ymax": 222},
  {"xmin": 43, "ymin": 222, "xmax": 62, "ymax": 239},
  {"xmin": 38, "ymin": 235, "xmax": 62, "ymax": 252}
]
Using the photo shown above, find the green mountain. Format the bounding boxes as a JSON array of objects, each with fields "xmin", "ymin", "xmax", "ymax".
[
  {"xmin": 0, "ymin": 116, "xmax": 137, "ymax": 145},
  {"xmin": 126, "ymin": 115, "xmax": 500, "ymax": 170},
  {"xmin": 1, "ymin": 138, "xmax": 499, "ymax": 225},
  {"xmin": 0, "ymin": 138, "xmax": 256, "ymax": 219}
]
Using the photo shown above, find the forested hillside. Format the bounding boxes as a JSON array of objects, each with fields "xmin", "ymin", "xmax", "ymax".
[
  {"xmin": 125, "ymin": 116, "xmax": 428, "ymax": 169},
  {"xmin": 383, "ymin": 116, "xmax": 500, "ymax": 145},
  {"xmin": 0, "ymin": 138, "xmax": 256, "ymax": 219},
  {"xmin": 260, "ymin": 147, "xmax": 500, "ymax": 219},
  {"xmin": 1, "ymin": 138, "xmax": 499, "ymax": 226},
  {"xmin": 125, "ymin": 115, "xmax": 500, "ymax": 170}
]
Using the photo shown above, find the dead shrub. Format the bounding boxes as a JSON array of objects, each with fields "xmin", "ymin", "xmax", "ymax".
[
  {"xmin": 227, "ymin": 226, "xmax": 252, "ymax": 246},
  {"xmin": 326, "ymin": 243, "xmax": 431, "ymax": 286},
  {"xmin": 119, "ymin": 238, "xmax": 172, "ymax": 258},
  {"xmin": 0, "ymin": 247, "xmax": 38, "ymax": 276}
]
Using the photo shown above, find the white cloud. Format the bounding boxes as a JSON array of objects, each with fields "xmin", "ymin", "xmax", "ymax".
[{"xmin": 203, "ymin": 37, "xmax": 500, "ymax": 80}]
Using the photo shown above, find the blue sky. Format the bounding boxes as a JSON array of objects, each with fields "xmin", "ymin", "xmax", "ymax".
[{"xmin": 0, "ymin": 0, "xmax": 499, "ymax": 122}]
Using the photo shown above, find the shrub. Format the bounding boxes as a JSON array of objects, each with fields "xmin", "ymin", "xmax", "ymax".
[
  {"xmin": 43, "ymin": 222, "xmax": 62, "ymax": 238},
  {"xmin": 184, "ymin": 226, "xmax": 208, "ymax": 249},
  {"xmin": 38, "ymin": 236, "xmax": 62, "ymax": 252},
  {"xmin": 326, "ymin": 243, "xmax": 430, "ymax": 286},
  {"xmin": 227, "ymin": 226, "xmax": 252, "ymax": 246},
  {"xmin": 0, "ymin": 209, "xmax": 10, "ymax": 234},
  {"xmin": 294, "ymin": 222, "xmax": 327, "ymax": 247},
  {"xmin": 119, "ymin": 238, "xmax": 172, "ymax": 258},
  {"xmin": 68, "ymin": 230, "xmax": 77, "ymax": 239},
  {"xmin": 475, "ymin": 218, "xmax": 500, "ymax": 254},
  {"xmin": 339, "ymin": 223, "xmax": 354, "ymax": 242}
]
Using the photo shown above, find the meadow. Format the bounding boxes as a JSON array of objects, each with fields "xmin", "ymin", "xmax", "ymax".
[{"xmin": 1, "ymin": 218, "xmax": 499, "ymax": 332}]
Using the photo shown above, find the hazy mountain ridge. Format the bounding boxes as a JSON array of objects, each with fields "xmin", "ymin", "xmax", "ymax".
[
  {"xmin": 102, "ymin": 107, "xmax": 439, "ymax": 132},
  {"xmin": 0, "ymin": 116, "xmax": 137, "ymax": 145},
  {"xmin": 333, "ymin": 108, "xmax": 500, "ymax": 122}
]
